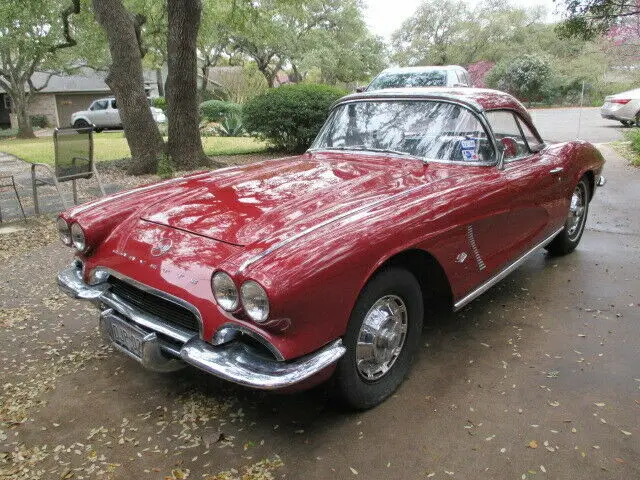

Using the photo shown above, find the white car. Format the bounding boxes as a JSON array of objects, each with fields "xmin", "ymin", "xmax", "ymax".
[
  {"xmin": 362, "ymin": 65, "xmax": 472, "ymax": 92},
  {"xmin": 600, "ymin": 88, "xmax": 640, "ymax": 127},
  {"xmin": 71, "ymin": 97, "xmax": 167, "ymax": 131}
]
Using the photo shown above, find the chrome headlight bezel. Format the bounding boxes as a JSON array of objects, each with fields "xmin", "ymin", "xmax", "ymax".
[
  {"xmin": 57, "ymin": 217, "xmax": 72, "ymax": 246},
  {"xmin": 70, "ymin": 222, "xmax": 87, "ymax": 252},
  {"xmin": 212, "ymin": 271, "xmax": 239, "ymax": 312},
  {"xmin": 240, "ymin": 280, "xmax": 270, "ymax": 323}
]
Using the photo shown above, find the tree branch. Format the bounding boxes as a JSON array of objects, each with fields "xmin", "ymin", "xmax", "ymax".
[
  {"xmin": 49, "ymin": 0, "xmax": 81, "ymax": 52},
  {"xmin": 133, "ymin": 13, "xmax": 148, "ymax": 58}
]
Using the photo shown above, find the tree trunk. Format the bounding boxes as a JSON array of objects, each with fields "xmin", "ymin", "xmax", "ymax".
[
  {"xmin": 155, "ymin": 69, "xmax": 164, "ymax": 97},
  {"xmin": 93, "ymin": 0, "xmax": 166, "ymax": 175},
  {"xmin": 167, "ymin": 0, "xmax": 208, "ymax": 170},
  {"xmin": 14, "ymin": 91, "xmax": 35, "ymax": 139}
]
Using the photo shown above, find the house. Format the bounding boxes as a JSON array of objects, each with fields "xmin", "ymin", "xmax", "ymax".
[{"xmin": 0, "ymin": 68, "xmax": 161, "ymax": 129}]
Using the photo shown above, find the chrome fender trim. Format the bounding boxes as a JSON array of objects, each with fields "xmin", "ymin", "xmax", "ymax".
[{"xmin": 453, "ymin": 227, "xmax": 564, "ymax": 311}]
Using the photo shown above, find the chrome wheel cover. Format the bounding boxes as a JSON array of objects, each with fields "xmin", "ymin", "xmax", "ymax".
[
  {"xmin": 356, "ymin": 295, "xmax": 408, "ymax": 381},
  {"xmin": 567, "ymin": 183, "xmax": 587, "ymax": 241}
]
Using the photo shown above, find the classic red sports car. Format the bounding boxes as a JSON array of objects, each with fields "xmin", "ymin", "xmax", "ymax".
[{"xmin": 57, "ymin": 88, "xmax": 605, "ymax": 409}]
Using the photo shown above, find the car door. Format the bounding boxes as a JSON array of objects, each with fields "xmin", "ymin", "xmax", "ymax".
[
  {"xmin": 107, "ymin": 99, "xmax": 121, "ymax": 127},
  {"xmin": 88, "ymin": 100, "xmax": 109, "ymax": 127},
  {"xmin": 484, "ymin": 110, "xmax": 563, "ymax": 259}
]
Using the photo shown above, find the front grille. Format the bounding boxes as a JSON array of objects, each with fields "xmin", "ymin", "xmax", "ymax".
[{"xmin": 108, "ymin": 277, "xmax": 200, "ymax": 333}]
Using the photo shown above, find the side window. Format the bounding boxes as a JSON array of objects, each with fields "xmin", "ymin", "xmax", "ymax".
[
  {"xmin": 515, "ymin": 117, "xmax": 543, "ymax": 151},
  {"xmin": 91, "ymin": 100, "xmax": 108, "ymax": 111},
  {"xmin": 485, "ymin": 110, "xmax": 529, "ymax": 160},
  {"xmin": 111, "ymin": 99, "xmax": 117, "ymax": 109}
]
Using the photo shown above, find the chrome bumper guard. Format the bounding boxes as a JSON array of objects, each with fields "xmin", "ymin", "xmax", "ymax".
[{"xmin": 58, "ymin": 265, "xmax": 346, "ymax": 390}]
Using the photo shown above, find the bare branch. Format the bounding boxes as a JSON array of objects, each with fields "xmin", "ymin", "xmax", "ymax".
[
  {"xmin": 133, "ymin": 13, "xmax": 148, "ymax": 58},
  {"xmin": 49, "ymin": 0, "xmax": 81, "ymax": 52}
]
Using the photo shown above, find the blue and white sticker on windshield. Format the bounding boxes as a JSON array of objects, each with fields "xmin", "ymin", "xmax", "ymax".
[
  {"xmin": 460, "ymin": 138, "xmax": 479, "ymax": 161},
  {"xmin": 460, "ymin": 139, "xmax": 476, "ymax": 149}
]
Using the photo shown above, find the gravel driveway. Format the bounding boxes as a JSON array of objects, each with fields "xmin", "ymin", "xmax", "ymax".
[{"xmin": 1, "ymin": 145, "xmax": 639, "ymax": 480}]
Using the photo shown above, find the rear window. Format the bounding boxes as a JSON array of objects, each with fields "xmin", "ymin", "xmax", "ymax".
[{"xmin": 368, "ymin": 71, "xmax": 447, "ymax": 90}]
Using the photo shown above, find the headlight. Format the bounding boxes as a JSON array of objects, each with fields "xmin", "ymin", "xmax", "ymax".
[
  {"xmin": 57, "ymin": 217, "xmax": 71, "ymax": 246},
  {"xmin": 241, "ymin": 280, "xmax": 269, "ymax": 323},
  {"xmin": 70, "ymin": 223, "xmax": 86, "ymax": 251},
  {"xmin": 212, "ymin": 271, "xmax": 239, "ymax": 311}
]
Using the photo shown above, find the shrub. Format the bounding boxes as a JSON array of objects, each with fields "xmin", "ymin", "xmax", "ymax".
[
  {"xmin": 243, "ymin": 83, "xmax": 347, "ymax": 152},
  {"xmin": 486, "ymin": 54, "xmax": 554, "ymax": 104},
  {"xmin": 156, "ymin": 153, "xmax": 174, "ymax": 179},
  {"xmin": 199, "ymin": 100, "xmax": 241, "ymax": 122},
  {"xmin": 151, "ymin": 97, "xmax": 167, "ymax": 111},
  {"xmin": 214, "ymin": 114, "xmax": 245, "ymax": 137},
  {"xmin": 30, "ymin": 115, "xmax": 48, "ymax": 128},
  {"xmin": 0, "ymin": 128, "xmax": 18, "ymax": 139}
]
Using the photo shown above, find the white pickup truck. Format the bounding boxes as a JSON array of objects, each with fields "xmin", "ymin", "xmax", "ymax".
[{"xmin": 71, "ymin": 97, "xmax": 167, "ymax": 131}]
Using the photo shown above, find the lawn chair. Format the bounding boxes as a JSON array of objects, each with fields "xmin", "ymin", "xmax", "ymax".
[
  {"xmin": 0, "ymin": 174, "xmax": 27, "ymax": 222},
  {"xmin": 31, "ymin": 126, "xmax": 105, "ymax": 214}
]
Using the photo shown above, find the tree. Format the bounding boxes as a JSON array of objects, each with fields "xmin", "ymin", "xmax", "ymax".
[
  {"xmin": 93, "ymin": 0, "xmax": 166, "ymax": 175},
  {"xmin": 166, "ymin": 0, "xmax": 209, "ymax": 169},
  {"xmin": 198, "ymin": 0, "xmax": 234, "ymax": 96},
  {"xmin": 555, "ymin": 0, "xmax": 640, "ymax": 39},
  {"xmin": 486, "ymin": 54, "xmax": 554, "ymax": 104},
  {"xmin": 391, "ymin": 0, "xmax": 469, "ymax": 66},
  {"xmin": 0, "ymin": 0, "xmax": 81, "ymax": 138}
]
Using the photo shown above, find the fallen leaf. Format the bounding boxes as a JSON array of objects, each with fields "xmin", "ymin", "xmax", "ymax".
[
  {"xmin": 540, "ymin": 465, "xmax": 547, "ymax": 473},
  {"xmin": 528, "ymin": 440, "xmax": 539, "ymax": 449},
  {"xmin": 594, "ymin": 402, "xmax": 605, "ymax": 407},
  {"xmin": 350, "ymin": 467, "xmax": 358, "ymax": 475},
  {"xmin": 548, "ymin": 401, "xmax": 560, "ymax": 407},
  {"xmin": 621, "ymin": 430, "xmax": 632, "ymax": 436},
  {"xmin": 614, "ymin": 457, "xmax": 625, "ymax": 464}
]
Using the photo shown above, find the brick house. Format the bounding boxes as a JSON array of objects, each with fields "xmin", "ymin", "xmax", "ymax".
[{"xmin": 0, "ymin": 68, "xmax": 161, "ymax": 129}]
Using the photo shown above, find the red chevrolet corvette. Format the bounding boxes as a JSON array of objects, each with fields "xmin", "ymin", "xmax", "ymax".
[{"xmin": 57, "ymin": 88, "xmax": 605, "ymax": 409}]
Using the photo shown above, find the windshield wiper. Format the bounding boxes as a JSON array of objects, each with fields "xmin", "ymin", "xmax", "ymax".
[{"xmin": 315, "ymin": 146, "xmax": 426, "ymax": 162}]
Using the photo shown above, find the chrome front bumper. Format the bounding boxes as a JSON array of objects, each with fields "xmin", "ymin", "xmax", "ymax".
[{"xmin": 58, "ymin": 265, "xmax": 346, "ymax": 390}]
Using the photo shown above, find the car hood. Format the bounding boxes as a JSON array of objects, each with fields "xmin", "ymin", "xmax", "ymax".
[{"xmin": 140, "ymin": 153, "xmax": 429, "ymax": 247}]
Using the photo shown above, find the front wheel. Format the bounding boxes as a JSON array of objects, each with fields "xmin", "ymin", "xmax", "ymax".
[
  {"xmin": 545, "ymin": 176, "xmax": 590, "ymax": 256},
  {"xmin": 330, "ymin": 267, "xmax": 423, "ymax": 410}
]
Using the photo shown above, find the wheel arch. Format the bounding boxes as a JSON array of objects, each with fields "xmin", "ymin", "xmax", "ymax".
[{"xmin": 365, "ymin": 248, "xmax": 454, "ymax": 314}]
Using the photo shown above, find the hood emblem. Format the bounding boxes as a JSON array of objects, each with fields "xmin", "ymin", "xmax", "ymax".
[{"xmin": 151, "ymin": 239, "xmax": 173, "ymax": 257}]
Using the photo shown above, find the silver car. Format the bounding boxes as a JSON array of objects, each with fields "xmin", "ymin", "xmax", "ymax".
[
  {"xmin": 600, "ymin": 88, "xmax": 640, "ymax": 127},
  {"xmin": 362, "ymin": 65, "xmax": 472, "ymax": 92},
  {"xmin": 71, "ymin": 97, "xmax": 167, "ymax": 131}
]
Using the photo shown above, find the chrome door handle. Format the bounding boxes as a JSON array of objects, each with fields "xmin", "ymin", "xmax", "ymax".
[{"xmin": 549, "ymin": 167, "xmax": 564, "ymax": 174}]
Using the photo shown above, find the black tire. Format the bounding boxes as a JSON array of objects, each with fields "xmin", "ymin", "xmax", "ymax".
[
  {"xmin": 635, "ymin": 112, "xmax": 640, "ymax": 127},
  {"xmin": 330, "ymin": 267, "xmax": 424, "ymax": 410},
  {"xmin": 620, "ymin": 120, "xmax": 634, "ymax": 127},
  {"xmin": 94, "ymin": 128, "xmax": 104, "ymax": 133},
  {"xmin": 545, "ymin": 176, "xmax": 590, "ymax": 256},
  {"xmin": 73, "ymin": 119, "xmax": 91, "ymax": 132}
]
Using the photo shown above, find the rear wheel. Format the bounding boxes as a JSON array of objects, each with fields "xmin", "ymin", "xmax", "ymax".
[
  {"xmin": 330, "ymin": 267, "xmax": 423, "ymax": 410},
  {"xmin": 620, "ymin": 120, "xmax": 634, "ymax": 127},
  {"xmin": 635, "ymin": 112, "xmax": 640, "ymax": 127},
  {"xmin": 545, "ymin": 176, "xmax": 590, "ymax": 256}
]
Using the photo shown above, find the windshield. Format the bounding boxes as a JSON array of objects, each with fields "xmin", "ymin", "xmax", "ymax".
[
  {"xmin": 368, "ymin": 71, "xmax": 447, "ymax": 90},
  {"xmin": 311, "ymin": 100, "xmax": 495, "ymax": 164}
]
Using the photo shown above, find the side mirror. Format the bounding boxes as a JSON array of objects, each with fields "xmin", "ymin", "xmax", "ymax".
[
  {"xmin": 355, "ymin": 86, "xmax": 366, "ymax": 93},
  {"xmin": 500, "ymin": 137, "xmax": 518, "ymax": 159}
]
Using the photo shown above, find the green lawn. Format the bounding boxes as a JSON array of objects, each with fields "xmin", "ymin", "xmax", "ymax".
[{"xmin": 0, "ymin": 134, "xmax": 267, "ymax": 165}]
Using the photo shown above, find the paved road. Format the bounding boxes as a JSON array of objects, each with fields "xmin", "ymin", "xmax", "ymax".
[
  {"xmin": 1, "ymin": 145, "xmax": 638, "ymax": 479},
  {"xmin": 530, "ymin": 107, "xmax": 626, "ymax": 144}
]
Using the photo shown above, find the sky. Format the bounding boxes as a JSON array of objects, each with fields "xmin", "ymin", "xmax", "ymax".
[{"xmin": 364, "ymin": 0, "xmax": 560, "ymax": 41}]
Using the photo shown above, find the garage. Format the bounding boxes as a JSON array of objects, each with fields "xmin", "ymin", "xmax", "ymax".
[{"xmin": 55, "ymin": 93, "xmax": 109, "ymax": 127}]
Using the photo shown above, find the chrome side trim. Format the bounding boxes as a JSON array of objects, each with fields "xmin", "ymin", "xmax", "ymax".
[
  {"xmin": 453, "ymin": 227, "xmax": 563, "ymax": 311},
  {"xmin": 466, "ymin": 225, "xmax": 486, "ymax": 271},
  {"xmin": 180, "ymin": 338, "xmax": 345, "ymax": 390},
  {"xmin": 239, "ymin": 183, "xmax": 432, "ymax": 272}
]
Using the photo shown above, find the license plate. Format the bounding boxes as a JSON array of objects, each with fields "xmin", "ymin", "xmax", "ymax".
[{"xmin": 105, "ymin": 315, "xmax": 146, "ymax": 358}]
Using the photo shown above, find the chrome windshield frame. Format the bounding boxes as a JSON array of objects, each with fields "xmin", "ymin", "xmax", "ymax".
[{"xmin": 310, "ymin": 97, "xmax": 500, "ymax": 168}]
